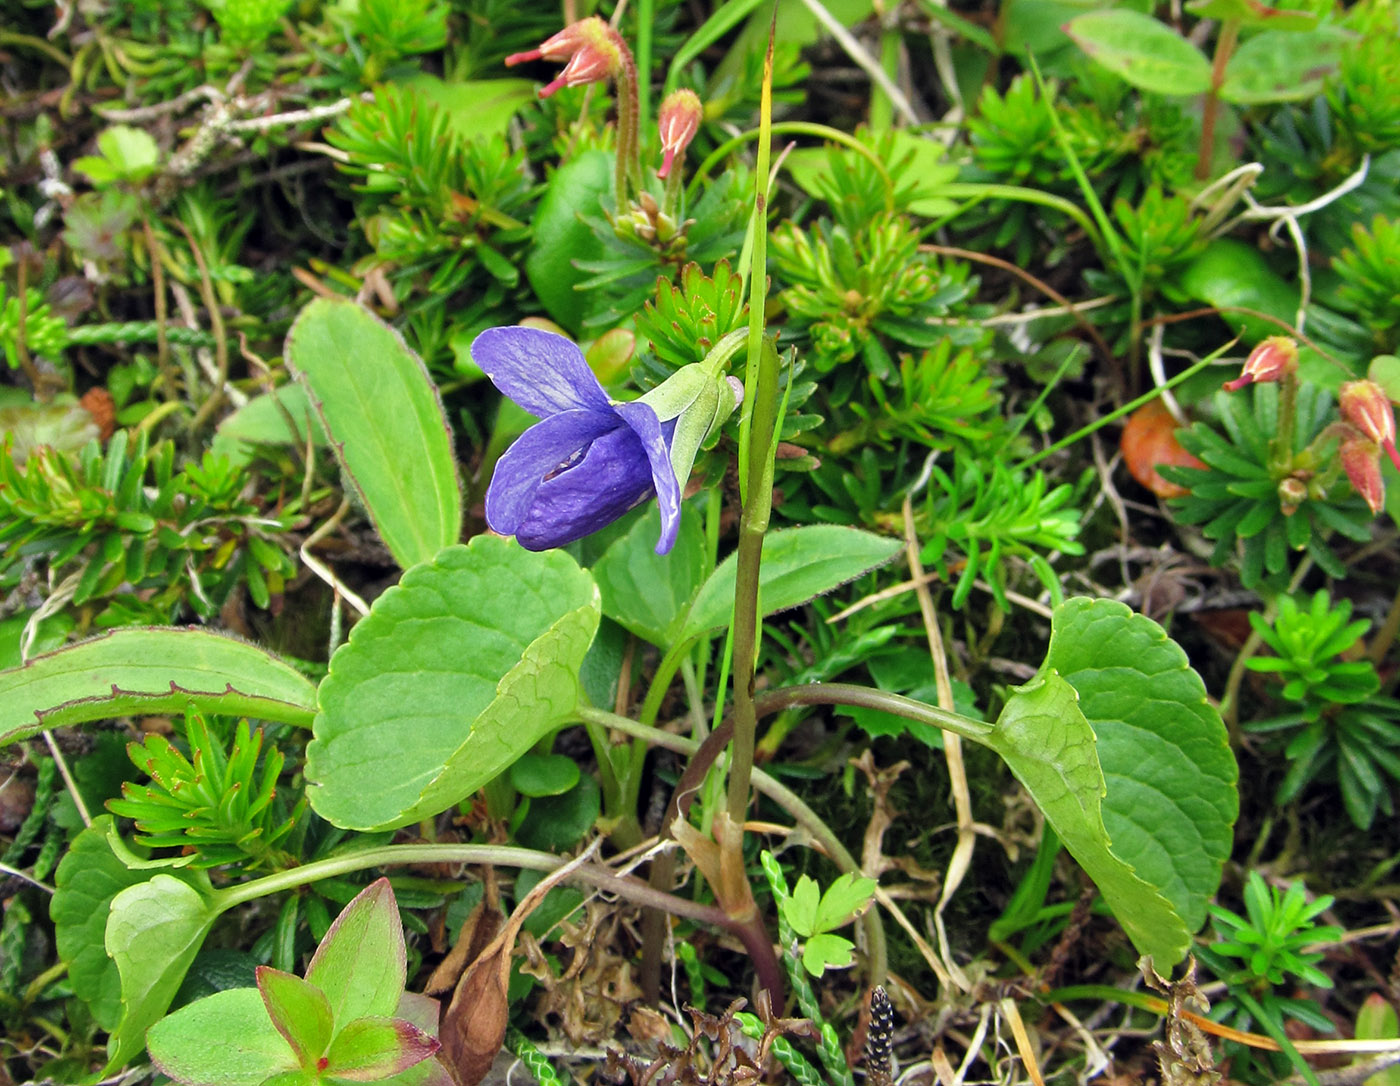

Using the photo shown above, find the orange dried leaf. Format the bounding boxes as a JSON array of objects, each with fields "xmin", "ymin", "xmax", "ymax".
[{"xmin": 1121, "ymin": 400, "xmax": 1204, "ymax": 499}]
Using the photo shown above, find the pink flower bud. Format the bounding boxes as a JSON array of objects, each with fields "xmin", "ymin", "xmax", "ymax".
[
  {"xmin": 1222, "ymin": 336, "xmax": 1298, "ymax": 392},
  {"xmin": 656, "ymin": 89, "xmax": 702, "ymax": 180},
  {"xmin": 1340, "ymin": 432, "xmax": 1385, "ymax": 515},
  {"xmin": 504, "ymin": 17, "xmax": 621, "ymax": 98},
  {"xmin": 1339, "ymin": 379, "xmax": 1400, "ymax": 473}
]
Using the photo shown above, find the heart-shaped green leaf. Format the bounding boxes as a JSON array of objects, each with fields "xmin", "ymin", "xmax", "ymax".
[
  {"xmin": 1042, "ymin": 597, "xmax": 1237, "ymax": 934},
  {"xmin": 988, "ymin": 669, "xmax": 1189, "ymax": 965},
  {"xmin": 988, "ymin": 597, "xmax": 1238, "ymax": 966},
  {"xmin": 306, "ymin": 538, "xmax": 600, "ymax": 830},
  {"xmin": 592, "ymin": 502, "xmax": 707, "ymax": 646}
]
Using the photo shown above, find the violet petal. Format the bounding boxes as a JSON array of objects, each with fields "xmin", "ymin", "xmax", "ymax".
[
  {"xmin": 471, "ymin": 327, "xmax": 612, "ymax": 417},
  {"xmin": 512, "ymin": 427, "xmax": 657, "ymax": 550},
  {"xmin": 614, "ymin": 401, "xmax": 681, "ymax": 554},
  {"xmin": 485, "ymin": 409, "xmax": 620, "ymax": 536}
]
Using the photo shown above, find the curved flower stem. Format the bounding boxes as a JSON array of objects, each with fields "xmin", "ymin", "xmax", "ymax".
[
  {"xmin": 688, "ymin": 120, "xmax": 895, "ymax": 208},
  {"xmin": 210, "ymin": 842, "xmax": 731, "ymax": 930}
]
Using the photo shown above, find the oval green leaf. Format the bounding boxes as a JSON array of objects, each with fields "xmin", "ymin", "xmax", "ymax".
[
  {"xmin": 306, "ymin": 537, "xmax": 600, "ymax": 831},
  {"xmin": 1179, "ymin": 238, "xmax": 1299, "ymax": 344},
  {"xmin": 0, "ymin": 628, "xmax": 318, "ymax": 747},
  {"xmin": 1185, "ymin": 0, "xmax": 1318, "ymax": 29},
  {"xmin": 525, "ymin": 151, "xmax": 613, "ymax": 335},
  {"xmin": 1065, "ymin": 10, "xmax": 1212, "ymax": 95},
  {"xmin": 1219, "ymin": 27, "xmax": 1349, "ymax": 105},
  {"xmin": 285, "ymin": 298, "xmax": 462, "ymax": 570},
  {"xmin": 510, "ymin": 753, "xmax": 581, "ymax": 798},
  {"xmin": 1044, "ymin": 597, "xmax": 1237, "ymax": 935},
  {"xmin": 681, "ymin": 526, "xmax": 902, "ymax": 642}
]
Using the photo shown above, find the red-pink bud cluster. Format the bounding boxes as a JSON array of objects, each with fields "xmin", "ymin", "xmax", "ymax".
[
  {"xmin": 1340, "ymin": 379, "xmax": 1400, "ymax": 472},
  {"xmin": 1335, "ymin": 380, "xmax": 1399, "ymax": 514},
  {"xmin": 505, "ymin": 16, "xmax": 621, "ymax": 99},
  {"xmin": 1340, "ymin": 434, "xmax": 1384, "ymax": 514},
  {"xmin": 656, "ymin": 89, "xmax": 702, "ymax": 180}
]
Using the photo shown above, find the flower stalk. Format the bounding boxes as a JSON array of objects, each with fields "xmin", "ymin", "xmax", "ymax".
[
  {"xmin": 726, "ymin": 21, "xmax": 779, "ymax": 825},
  {"xmin": 506, "ymin": 17, "xmax": 641, "ymax": 213}
]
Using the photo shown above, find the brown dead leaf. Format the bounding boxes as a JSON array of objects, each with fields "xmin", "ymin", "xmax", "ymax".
[
  {"xmin": 439, "ymin": 844, "xmax": 600, "ymax": 1086},
  {"xmin": 627, "ymin": 1005, "xmax": 674, "ymax": 1049},
  {"xmin": 532, "ymin": 902, "xmax": 642, "ymax": 1045},
  {"xmin": 425, "ymin": 869, "xmax": 503, "ymax": 997}
]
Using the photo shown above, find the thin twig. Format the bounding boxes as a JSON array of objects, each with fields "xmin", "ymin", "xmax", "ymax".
[
  {"xmin": 43, "ymin": 730, "xmax": 91, "ymax": 827},
  {"xmin": 0, "ymin": 861, "xmax": 55, "ymax": 894},
  {"xmin": 921, "ymin": 244, "xmax": 1117, "ymax": 370}
]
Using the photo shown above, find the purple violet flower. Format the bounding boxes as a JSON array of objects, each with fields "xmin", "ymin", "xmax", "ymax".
[{"xmin": 472, "ymin": 325, "xmax": 681, "ymax": 554}]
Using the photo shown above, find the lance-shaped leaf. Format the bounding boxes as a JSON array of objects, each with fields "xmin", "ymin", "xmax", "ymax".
[
  {"xmin": 285, "ymin": 298, "xmax": 462, "ymax": 570},
  {"xmin": 323, "ymin": 1017, "xmax": 441, "ymax": 1080},
  {"xmin": 0, "ymin": 628, "xmax": 317, "ymax": 746},
  {"xmin": 681, "ymin": 526, "xmax": 902, "ymax": 641},
  {"xmin": 257, "ymin": 966, "xmax": 334, "ymax": 1064},
  {"xmin": 304, "ymin": 878, "xmax": 405, "ymax": 1030}
]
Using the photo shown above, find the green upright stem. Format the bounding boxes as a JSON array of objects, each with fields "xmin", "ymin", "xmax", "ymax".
[
  {"xmin": 577, "ymin": 704, "xmax": 889, "ymax": 985},
  {"xmin": 728, "ymin": 24, "xmax": 778, "ymax": 825},
  {"xmin": 728, "ymin": 351, "xmax": 780, "ymax": 823},
  {"xmin": 635, "ymin": 0, "xmax": 653, "ymax": 136},
  {"xmin": 1271, "ymin": 370, "xmax": 1299, "ymax": 469}
]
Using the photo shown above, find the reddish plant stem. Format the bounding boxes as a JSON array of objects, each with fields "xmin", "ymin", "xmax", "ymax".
[{"xmin": 1196, "ymin": 20, "xmax": 1240, "ymax": 180}]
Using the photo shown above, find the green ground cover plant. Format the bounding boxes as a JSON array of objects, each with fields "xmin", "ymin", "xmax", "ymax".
[{"xmin": 0, "ymin": 0, "xmax": 1398, "ymax": 1083}]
